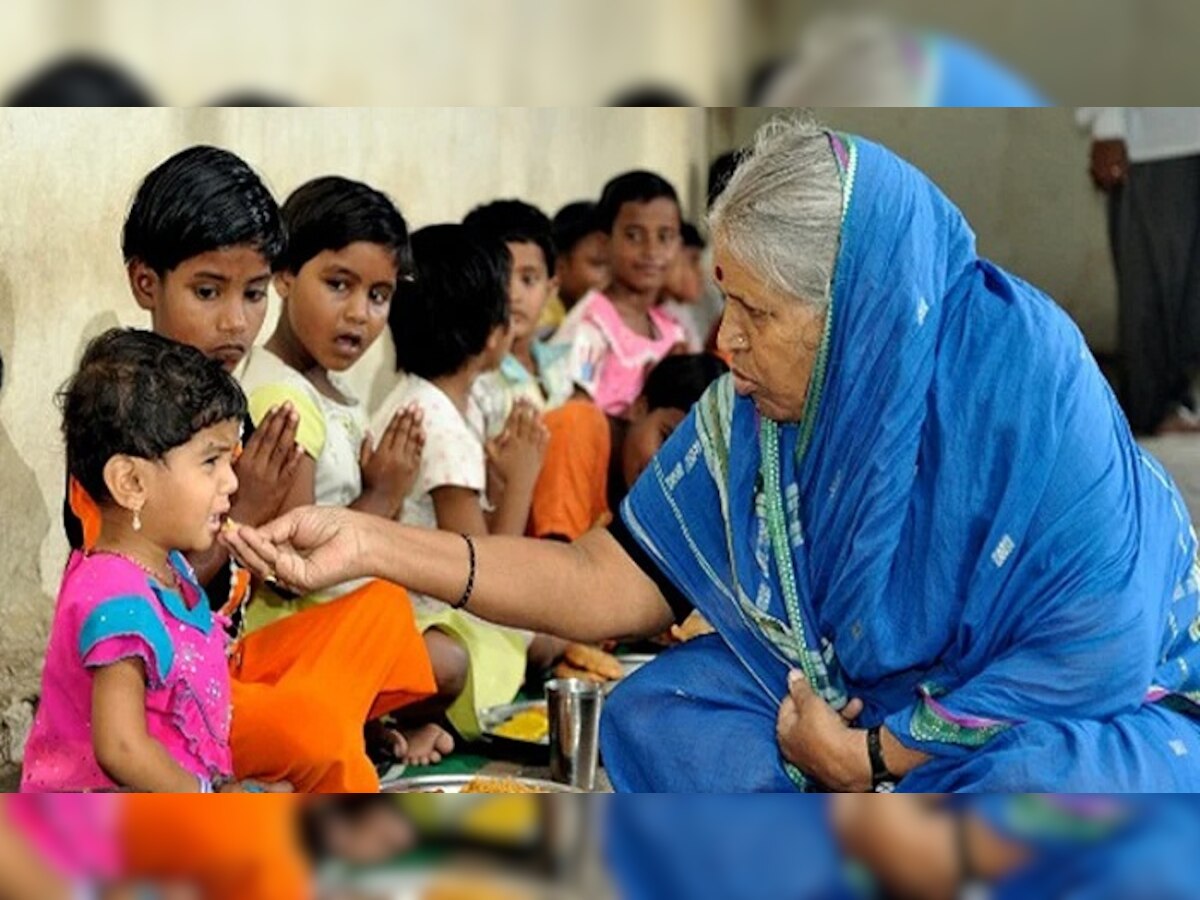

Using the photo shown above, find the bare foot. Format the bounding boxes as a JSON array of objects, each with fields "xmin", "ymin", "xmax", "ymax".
[
  {"xmin": 365, "ymin": 720, "xmax": 408, "ymax": 771},
  {"xmin": 401, "ymin": 723, "xmax": 455, "ymax": 766}
]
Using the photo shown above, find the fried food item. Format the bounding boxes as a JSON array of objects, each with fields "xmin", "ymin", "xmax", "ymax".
[
  {"xmin": 423, "ymin": 877, "xmax": 535, "ymax": 900},
  {"xmin": 460, "ymin": 777, "xmax": 544, "ymax": 794},
  {"xmin": 552, "ymin": 661, "xmax": 608, "ymax": 684},
  {"xmin": 221, "ymin": 517, "xmax": 242, "ymax": 534},
  {"xmin": 492, "ymin": 706, "xmax": 549, "ymax": 743},
  {"xmin": 670, "ymin": 611, "xmax": 716, "ymax": 644},
  {"xmin": 563, "ymin": 643, "xmax": 624, "ymax": 680}
]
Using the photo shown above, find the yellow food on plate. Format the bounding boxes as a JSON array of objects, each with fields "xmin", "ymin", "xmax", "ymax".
[
  {"xmin": 461, "ymin": 794, "xmax": 539, "ymax": 841},
  {"xmin": 563, "ymin": 643, "xmax": 624, "ymax": 680},
  {"xmin": 461, "ymin": 777, "xmax": 545, "ymax": 794},
  {"xmin": 492, "ymin": 707, "xmax": 549, "ymax": 743}
]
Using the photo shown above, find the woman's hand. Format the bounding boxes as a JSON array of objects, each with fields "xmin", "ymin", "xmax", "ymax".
[
  {"xmin": 221, "ymin": 506, "xmax": 373, "ymax": 594},
  {"xmin": 775, "ymin": 671, "xmax": 869, "ymax": 792},
  {"xmin": 231, "ymin": 404, "xmax": 304, "ymax": 526},
  {"xmin": 358, "ymin": 405, "xmax": 425, "ymax": 518},
  {"xmin": 487, "ymin": 400, "xmax": 549, "ymax": 492}
]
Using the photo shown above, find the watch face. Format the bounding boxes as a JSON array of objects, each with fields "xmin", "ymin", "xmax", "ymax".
[{"xmin": 872, "ymin": 780, "xmax": 897, "ymax": 794}]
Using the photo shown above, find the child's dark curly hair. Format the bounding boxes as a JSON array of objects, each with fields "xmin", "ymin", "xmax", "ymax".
[{"xmin": 60, "ymin": 329, "xmax": 247, "ymax": 503}]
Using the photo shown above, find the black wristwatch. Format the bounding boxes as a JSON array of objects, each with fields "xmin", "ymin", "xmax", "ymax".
[{"xmin": 867, "ymin": 725, "xmax": 897, "ymax": 792}]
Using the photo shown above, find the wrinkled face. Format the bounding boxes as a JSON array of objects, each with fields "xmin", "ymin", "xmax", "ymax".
[
  {"xmin": 609, "ymin": 198, "xmax": 681, "ymax": 294},
  {"xmin": 275, "ymin": 241, "xmax": 397, "ymax": 372},
  {"xmin": 556, "ymin": 231, "xmax": 610, "ymax": 305},
  {"xmin": 506, "ymin": 240, "xmax": 553, "ymax": 342},
  {"xmin": 139, "ymin": 419, "xmax": 240, "ymax": 553},
  {"xmin": 713, "ymin": 241, "xmax": 825, "ymax": 423},
  {"xmin": 622, "ymin": 403, "xmax": 687, "ymax": 489},
  {"xmin": 130, "ymin": 247, "xmax": 272, "ymax": 372}
]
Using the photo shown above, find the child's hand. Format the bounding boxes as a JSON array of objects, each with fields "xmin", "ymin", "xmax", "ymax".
[
  {"xmin": 487, "ymin": 400, "xmax": 549, "ymax": 491},
  {"xmin": 359, "ymin": 404, "xmax": 425, "ymax": 518},
  {"xmin": 217, "ymin": 778, "xmax": 295, "ymax": 793},
  {"xmin": 231, "ymin": 404, "xmax": 304, "ymax": 526}
]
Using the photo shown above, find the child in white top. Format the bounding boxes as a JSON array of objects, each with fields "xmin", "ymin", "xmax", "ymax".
[{"xmin": 374, "ymin": 224, "xmax": 551, "ymax": 740}]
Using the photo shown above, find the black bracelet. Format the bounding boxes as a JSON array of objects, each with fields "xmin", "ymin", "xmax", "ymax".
[
  {"xmin": 453, "ymin": 534, "xmax": 476, "ymax": 610},
  {"xmin": 867, "ymin": 725, "xmax": 897, "ymax": 793}
]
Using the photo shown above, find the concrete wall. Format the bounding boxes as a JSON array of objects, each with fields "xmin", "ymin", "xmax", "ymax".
[
  {"xmin": 0, "ymin": 107, "xmax": 707, "ymax": 766},
  {"xmin": 715, "ymin": 108, "xmax": 1118, "ymax": 353}
]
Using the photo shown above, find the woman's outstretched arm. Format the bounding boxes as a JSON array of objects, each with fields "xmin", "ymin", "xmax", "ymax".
[{"xmin": 225, "ymin": 506, "xmax": 676, "ymax": 643}]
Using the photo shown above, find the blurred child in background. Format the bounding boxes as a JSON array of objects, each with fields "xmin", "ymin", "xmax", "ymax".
[
  {"xmin": 659, "ymin": 221, "xmax": 708, "ymax": 352},
  {"xmin": 540, "ymin": 200, "xmax": 610, "ymax": 333},
  {"xmin": 553, "ymin": 171, "xmax": 687, "ymax": 418}
]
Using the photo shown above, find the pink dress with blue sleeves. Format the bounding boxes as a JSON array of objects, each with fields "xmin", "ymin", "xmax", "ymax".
[{"xmin": 21, "ymin": 551, "xmax": 233, "ymax": 792}]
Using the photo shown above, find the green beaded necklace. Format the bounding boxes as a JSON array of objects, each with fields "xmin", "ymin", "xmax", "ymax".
[{"xmin": 766, "ymin": 131, "xmax": 853, "ymax": 788}]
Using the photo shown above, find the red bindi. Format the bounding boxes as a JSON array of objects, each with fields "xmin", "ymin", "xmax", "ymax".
[{"xmin": 715, "ymin": 265, "xmax": 724, "ymax": 282}]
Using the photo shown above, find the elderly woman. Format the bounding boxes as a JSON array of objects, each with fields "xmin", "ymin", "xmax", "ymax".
[{"xmin": 226, "ymin": 118, "xmax": 1200, "ymax": 792}]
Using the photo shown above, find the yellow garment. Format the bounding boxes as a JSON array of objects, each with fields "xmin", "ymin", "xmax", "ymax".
[
  {"xmin": 416, "ymin": 606, "xmax": 528, "ymax": 740},
  {"xmin": 538, "ymin": 292, "xmax": 567, "ymax": 333},
  {"xmin": 247, "ymin": 383, "xmax": 327, "ymax": 459}
]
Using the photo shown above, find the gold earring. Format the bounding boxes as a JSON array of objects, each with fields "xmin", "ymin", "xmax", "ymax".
[{"xmin": 133, "ymin": 508, "xmax": 142, "ymax": 532}]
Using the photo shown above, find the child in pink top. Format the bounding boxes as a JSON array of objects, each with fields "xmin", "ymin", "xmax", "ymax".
[
  {"xmin": 1, "ymin": 795, "xmax": 121, "ymax": 886},
  {"xmin": 553, "ymin": 170, "xmax": 687, "ymax": 417},
  {"xmin": 22, "ymin": 329, "xmax": 282, "ymax": 794},
  {"xmin": 21, "ymin": 550, "xmax": 233, "ymax": 792}
]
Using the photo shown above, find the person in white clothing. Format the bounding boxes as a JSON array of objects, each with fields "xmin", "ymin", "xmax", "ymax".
[{"xmin": 1079, "ymin": 107, "xmax": 1200, "ymax": 434}]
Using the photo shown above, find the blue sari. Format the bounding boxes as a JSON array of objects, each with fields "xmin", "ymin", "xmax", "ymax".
[{"xmin": 603, "ymin": 133, "xmax": 1200, "ymax": 792}]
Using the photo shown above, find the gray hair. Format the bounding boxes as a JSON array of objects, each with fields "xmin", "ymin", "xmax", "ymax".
[{"xmin": 708, "ymin": 115, "xmax": 842, "ymax": 308}]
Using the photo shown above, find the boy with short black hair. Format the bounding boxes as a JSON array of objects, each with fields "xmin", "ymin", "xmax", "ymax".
[{"xmin": 553, "ymin": 171, "xmax": 688, "ymax": 418}]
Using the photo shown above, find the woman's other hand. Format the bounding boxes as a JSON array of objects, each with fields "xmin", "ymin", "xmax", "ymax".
[{"xmin": 775, "ymin": 671, "xmax": 869, "ymax": 792}]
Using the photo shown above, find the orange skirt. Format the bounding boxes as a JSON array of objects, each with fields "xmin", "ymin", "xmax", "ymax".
[
  {"xmin": 528, "ymin": 399, "xmax": 612, "ymax": 541},
  {"xmin": 230, "ymin": 580, "xmax": 437, "ymax": 793},
  {"xmin": 122, "ymin": 795, "xmax": 311, "ymax": 900}
]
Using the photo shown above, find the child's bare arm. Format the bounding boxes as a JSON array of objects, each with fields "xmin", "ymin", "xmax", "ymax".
[
  {"xmin": 431, "ymin": 485, "xmax": 491, "ymax": 536},
  {"xmin": 91, "ymin": 659, "xmax": 204, "ymax": 792},
  {"xmin": 0, "ymin": 804, "xmax": 75, "ymax": 899}
]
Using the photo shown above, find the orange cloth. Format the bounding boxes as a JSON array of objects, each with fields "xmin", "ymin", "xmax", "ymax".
[
  {"xmin": 68, "ymin": 476, "xmax": 102, "ymax": 551},
  {"xmin": 66, "ymin": 480, "xmax": 436, "ymax": 794},
  {"xmin": 529, "ymin": 399, "xmax": 612, "ymax": 541},
  {"xmin": 122, "ymin": 795, "xmax": 311, "ymax": 900},
  {"xmin": 230, "ymin": 580, "xmax": 437, "ymax": 793}
]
